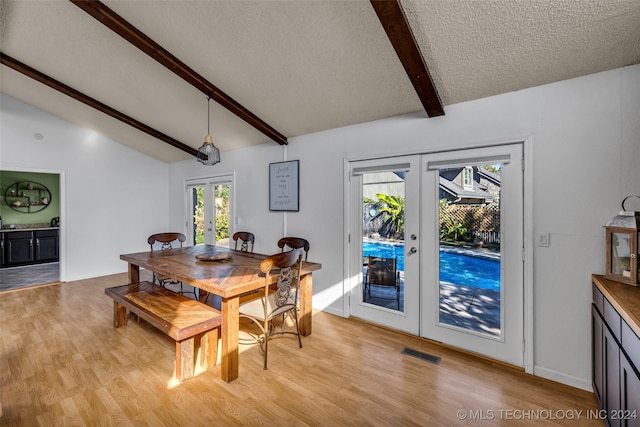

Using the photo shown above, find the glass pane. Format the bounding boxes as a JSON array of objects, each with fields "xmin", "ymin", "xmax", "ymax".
[
  {"xmin": 192, "ymin": 187, "xmax": 205, "ymax": 245},
  {"xmin": 438, "ymin": 165, "xmax": 501, "ymax": 337},
  {"xmin": 361, "ymin": 170, "xmax": 405, "ymax": 312},
  {"xmin": 611, "ymin": 232, "xmax": 632, "ymax": 277},
  {"xmin": 214, "ymin": 183, "xmax": 230, "ymax": 247}
]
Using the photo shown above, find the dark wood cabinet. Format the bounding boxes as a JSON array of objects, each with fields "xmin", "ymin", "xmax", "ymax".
[
  {"xmin": 620, "ymin": 353, "xmax": 640, "ymax": 427},
  {"xmin": 35, "ymin": 229, "xmax": 59, "ymax": 262},
  {"xmin": 593, "ymin": 276, "xmax": 640, "ymax": 427},
  {"xmin": 621, "ymin": 318, "xmax": 640, "ymax": 427},
  {"xmin": 5, "ymin": 231, "xmax": 34, "ymax": 265},
  {"xmin": 1, "ymin": 229, "xmax": 59, "ymax": 267},
  {"xmin": 593, "ymin": 304, "xmax": 604, "ymax": 406},
  {"xmin": 604, "ymin": 324, "xmax": 621, "ymax": 427}
]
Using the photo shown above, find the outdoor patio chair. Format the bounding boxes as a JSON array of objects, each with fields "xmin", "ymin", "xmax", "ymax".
[{"xmin": 364, "ymin": 255, "xmax": 400, "ymax": 309}]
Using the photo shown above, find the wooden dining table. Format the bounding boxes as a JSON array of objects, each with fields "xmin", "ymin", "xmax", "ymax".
[{"xmin": 120, "ymin": 244, "xmax": 322, "ymax": 382}]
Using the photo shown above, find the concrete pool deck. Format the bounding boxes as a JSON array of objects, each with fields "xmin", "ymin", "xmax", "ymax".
[
  {"xmin": 364, "ymin": 276, "xmax": 501, "ymax": 338},
  {"xmin": 439, "ymin": 281, "xmax": 500, "ymax": 337}
]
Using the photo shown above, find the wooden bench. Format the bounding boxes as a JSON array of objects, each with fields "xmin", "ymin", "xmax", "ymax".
[{"xmin": 105, "ymin": 281, "xmax": 222, "ymax": 382}]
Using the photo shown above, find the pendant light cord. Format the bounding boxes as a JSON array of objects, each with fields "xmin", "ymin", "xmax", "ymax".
[{"xmin": 207, "ymin": 96, "xmax": 211, "ymax": 135}]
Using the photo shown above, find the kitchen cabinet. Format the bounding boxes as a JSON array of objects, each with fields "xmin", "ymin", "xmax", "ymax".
[
  {"xmin": 621, "ymin": 320, "xmax": 640, "ymax": 427},
  {"xmin": 1, "ymin": 228, "xmax": 59, "ymax": 267},
  {"xmin": 5, "ymin": 231, "xmax": 34, "ymax": 265},
  {"xmin": 35, "ymin": 229, "xmax": 59, "ymax": 262},
  {"xmin": 593, "ymin": 275, "xmax": 640, "ymax": 427},
  {"xmin": 604, "ymin": 320, "xmax": 621, "ymax": 427},
  {"xmin": 593, "ymin": 303, "xmax": 603, "ymax": 406}
]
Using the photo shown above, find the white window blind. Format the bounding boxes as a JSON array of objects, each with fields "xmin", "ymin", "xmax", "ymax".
[{"xmin": 352, "ymin": 163, "xmax": 411, "ymax": 176}]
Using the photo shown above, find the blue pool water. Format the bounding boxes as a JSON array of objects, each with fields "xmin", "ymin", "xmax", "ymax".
[{"xmin": 362, "ymin": 241, "xmax": 500, "ymax": 290}]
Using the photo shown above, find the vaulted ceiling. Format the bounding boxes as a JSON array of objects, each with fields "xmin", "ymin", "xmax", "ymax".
[{"xmin": 2, "ymin": 0, "xmax": 639, "ymax": 163}]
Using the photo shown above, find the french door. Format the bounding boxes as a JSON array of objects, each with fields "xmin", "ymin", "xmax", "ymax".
[
  {"xmin": 348, "ymin": 144, "xmax": 524, "ymax": 366},
  {"xmin": 185, "ymin": 175, "xmax": 234, "ymax": 247},
  {"xmin": 421, "ymin": 144, "xmax": 524, "ymax": 366},
  {"xmin": 348, "ymin": 156, "xmax": 421, "ymax": 335}
]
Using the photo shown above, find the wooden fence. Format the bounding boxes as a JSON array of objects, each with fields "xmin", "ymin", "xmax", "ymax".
[
  {"xmin": 440, "ymin": 204, "xmax": 501, "ymax": 243},
  {"xmin": 363, "ymin": 202, "xmax": 500, "ymax": 243}
]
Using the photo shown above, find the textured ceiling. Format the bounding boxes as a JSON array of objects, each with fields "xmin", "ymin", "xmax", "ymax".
[
  {"xmin": 1, "ymin": 0, "xmax": 639, "ymax": 163},
  {"xmin": 404, "ymin": 0, "xmax": 640, "ymax": 104}
]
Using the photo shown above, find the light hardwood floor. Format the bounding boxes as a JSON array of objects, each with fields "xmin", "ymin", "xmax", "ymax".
[{"xmin": 0, "ymin": 273, "xmax": 601, "ymax": 426}]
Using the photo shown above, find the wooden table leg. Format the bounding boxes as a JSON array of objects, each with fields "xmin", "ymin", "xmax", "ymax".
[
  {"xmin": 220, "ymin": 296, "xmax": 239, "ymax": 383},
  {"xmin": 299, "ymin": 273, "xmax": 313, "ymax": 336},
  {"xmin": 128, "ymin": 263, "xmax": 140, "ymax": 284}
]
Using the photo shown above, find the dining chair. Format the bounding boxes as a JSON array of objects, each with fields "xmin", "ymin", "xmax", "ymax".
[
  {"xmin": 364, "ymin": 255, "xmax": 400, "ymax": 309},
  {"xmin": 232, "ymin": 231, "xmax": 255, "ymax": 253},
  {"xmin": 277, "ymin": 237, "xmax": 310, "ymax": 261},
  {"xmin": 147, "ymin": 232, "xmax": 195, "ymax": 297},
  {"xmin": 239, "ymin": 249, "xmax": 303, "ymax": 369}
]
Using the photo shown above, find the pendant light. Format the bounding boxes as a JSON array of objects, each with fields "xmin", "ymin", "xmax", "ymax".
[{"xmin": 196, "ymin": 96, "xmax": 221, "ymax": 165}]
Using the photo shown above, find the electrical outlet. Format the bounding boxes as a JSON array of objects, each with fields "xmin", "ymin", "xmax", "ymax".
[{"xmin": 538, "ymin": 233, "xmax": 550, "ymax": 247}]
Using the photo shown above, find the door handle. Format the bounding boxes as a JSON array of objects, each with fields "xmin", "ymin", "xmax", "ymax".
[{"xmin": 408, "ymin": 247, "xmax": 417, "ymax": 255}]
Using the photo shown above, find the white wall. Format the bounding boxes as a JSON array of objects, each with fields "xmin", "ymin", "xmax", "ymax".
[
  {"xmin": 169, "ymin": 65, "xmax": 640, "ymax": 390},
  {"xmin": 0, "ymin": 94, "xmax": 170, "ymax": 281}
]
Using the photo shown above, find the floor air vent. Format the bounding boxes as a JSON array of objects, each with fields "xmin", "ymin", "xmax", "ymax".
[{"xmin": 401, "ymin": 347, "xmax": 441, "ymax": 364}]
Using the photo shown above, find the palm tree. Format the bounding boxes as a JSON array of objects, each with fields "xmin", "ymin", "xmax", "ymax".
[{"xmin": 374, "ymin": 193, "xmax": 405, "ymax": 239}]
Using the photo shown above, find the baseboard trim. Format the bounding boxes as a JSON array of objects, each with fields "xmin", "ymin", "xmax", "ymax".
[
  {"xmin": 320, "ymin": 306, "xmax": 344, "ymax": 317},
  {"xmin": 534, "ymin": 365, "xmax": 593, "ymax": 392}
]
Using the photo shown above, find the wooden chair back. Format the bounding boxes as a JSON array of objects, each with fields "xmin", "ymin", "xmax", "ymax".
[
  {"xmin": 147, "ymin": 233, "xmax": 191, "ymax": 296},
  {"xmin": 277, "ymin": 237, "xmax": 310, "ymax": 261},
  {"xmin": 260, "ymin": 249, "xmax": 303, "ymax": 320},
  {"xmin": 148, "ymin": 232, "xmax": 186, "ymax": 251},
  {"xmin": 233, "ymin": 231, "xmax": 255, "ymax": 253}
]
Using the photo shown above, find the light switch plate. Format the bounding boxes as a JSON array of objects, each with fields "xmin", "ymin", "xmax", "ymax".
[{"xmin": 538, "ymin": 233, "xmax": 550, "ymax": 247}]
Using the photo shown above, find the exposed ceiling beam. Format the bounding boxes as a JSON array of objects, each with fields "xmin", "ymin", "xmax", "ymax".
[
  {"xmin": 70, "ymin": 0, "xmax": 289, "ymax": 146},
  {"xmin": 370, "ymin": 0, "xmax": 444, "ymax": 117},
  {"xmin": 0, "ymin": 52, "xmax": 199, "ymax": 157}
]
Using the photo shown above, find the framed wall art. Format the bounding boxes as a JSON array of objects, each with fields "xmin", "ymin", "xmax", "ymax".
[{"xmin": 269, "ymin": 160, "xmax": 299, "ymax": 211}]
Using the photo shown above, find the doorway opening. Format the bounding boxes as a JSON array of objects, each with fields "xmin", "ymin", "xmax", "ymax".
[{"xmin": 0, "ymin": 169, "xmax": 62, "ymax": 291}]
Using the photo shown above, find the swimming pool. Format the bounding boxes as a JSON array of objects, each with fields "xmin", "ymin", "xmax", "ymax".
[{"xmin": 362, "ymin": 241, "xmax": 501, "ymax": 290}]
